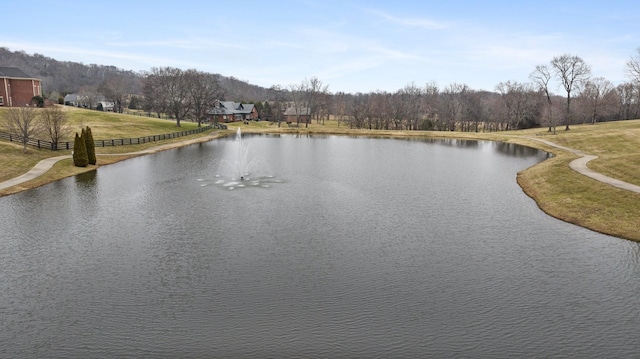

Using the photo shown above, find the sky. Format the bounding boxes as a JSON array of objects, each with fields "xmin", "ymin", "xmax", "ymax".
[{"xmin": 2, "ymin": 0, "xmax": 639, "ymax": 94}]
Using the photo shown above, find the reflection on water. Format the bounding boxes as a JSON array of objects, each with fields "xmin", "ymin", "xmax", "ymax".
[{"xmin": 0, "ymin": 135, "xmax": 638, "ymax": 358}]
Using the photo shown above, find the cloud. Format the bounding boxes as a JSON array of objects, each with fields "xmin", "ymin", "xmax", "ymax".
[
  {"xmin": 368, "ymin": 9, "xmax": 450, "ymax": 30},
  {"xmin": 106, "ymin": 38, "xmax": 250, "ymax": 51}
]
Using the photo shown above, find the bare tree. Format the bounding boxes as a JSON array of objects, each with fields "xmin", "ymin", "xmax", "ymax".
[
  {"xmin": 422, "ymin": 81, "xmax": 440, "ymax": 130},
  {"xmin": 530, "ymin": 65, "xmax": 556, "ymax": 133},
  {"xmin": 287, "ymin": 82, "xmax": 308, "ymax": 127},
  {"xmin": 331, "ymin": 92, "xmax": 350, "ymax": 127},
  {"xmin": 267, "ymin": 85, "xmax": 287, "ymax": 127},
  {"xmin": 438, "ymin": 83, "xmax": 469, "ymax": 131},
  {"xmin": 164, "ymin": 68, "xmax": 192, "ymax": 127},
  {"xmin": 577, "ymin": 77, "xmax": 616, "ymax": 124},
  {"xmin": 185, "ymin": 69, "xmax": 223, "ymax": 127},
  {"xmin": 99, "ymin": 75, "xmax": 130, "ymax": 113},
  {"xmin": 627, "ymin": 47, "xmax": 640, "ymax": 84},
  {"xmin": 550, "ymin": 54, "xmax": 591, "ymax": 130},
  {"xmin": 143, "ymin": 67, "xmax": 191, "ymax": 126},
  {"xmin": 306, "ymin": 77, "xmax": 329, "ymax": 126},
  {"xmin": 615, "ymin": 82, "xmax": 639, "ymax": 120},
  {"xmin": 78, "ymin": 85, "xmax": 100, "ymax": 109},
  {"xmin": 495, "ymin": 81, "xmax": 539, "ymax": 130},
  {"xmin": 1, "ymin": 106, "xmax": 41, "ymax": 153},
  {"xmin": 289, "ymin": 77, "xmax": 329, "ymax": 128},
  {"xmin": 142, "ymin": 70, "xmax": 167, "ymax": 118},
  {"xmin": 348, "ymin": 93, "xmax": 370, "ymax": 129},
  {"xmin": 40, "ymin": 106, "xmax": 71, "ymax": 150},
  {"xmin": 399, "ymin": 83, "xmax": 423, "ymax": 130}
]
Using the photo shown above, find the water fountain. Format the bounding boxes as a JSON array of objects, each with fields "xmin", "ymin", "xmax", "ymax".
[
  {"xmin": 226, "ymin": 127, "xmax": 254, "ymax": 181},
  {"xmin": 199, "ymin": 127, "xmax": 280, "ymax": 190}
]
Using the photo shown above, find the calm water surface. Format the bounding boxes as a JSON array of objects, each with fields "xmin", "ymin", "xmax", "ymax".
[{"xmin": 1, "ymin": 135, "xmax": 639, "ymax": 358}]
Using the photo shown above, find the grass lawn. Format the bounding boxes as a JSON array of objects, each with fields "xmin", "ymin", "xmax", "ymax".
[
  {"xmin": 61, "ymin": 106, "xmax": 201, "ymax": 140},
  {"xmin": 1, "ymin": 107, "xmax": 639, "ymax": 241}
]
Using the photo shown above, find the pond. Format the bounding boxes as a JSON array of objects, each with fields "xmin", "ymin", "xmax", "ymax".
[{"xmin": 1, "ymin": 134, "xmax": 639, "ymax": 358}]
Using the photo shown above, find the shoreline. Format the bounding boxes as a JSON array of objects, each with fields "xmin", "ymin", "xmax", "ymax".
[
  {"xmin": 0, "ymin": 131, "xmax": 227, "ymax": 195},
  {"xmin": 1, "ymin": 128, "xmax": 638, "ymax": 242}
]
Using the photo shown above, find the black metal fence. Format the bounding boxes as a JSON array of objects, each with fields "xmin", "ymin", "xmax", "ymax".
[{"xmin": 0, "ymin": 124, "xmax": 219, "ymax": 151}]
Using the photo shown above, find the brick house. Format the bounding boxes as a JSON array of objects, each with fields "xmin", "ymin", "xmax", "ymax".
[
  {"xmin": 0, "ymin": 67, "xmax": 42, "ymax": 107},
  {"xmin": 207, "ymin": 101, "xmax": 259, "ymax": 123},
  {"xmin": 283, "ymin": 105, "xmax": 311, "ymax": 124}
]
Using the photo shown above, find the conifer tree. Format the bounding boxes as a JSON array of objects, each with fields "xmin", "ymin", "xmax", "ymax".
[
  {"xmin": 85, "ymin": 126, "xmax": 97, "ymax": 165},
  {"xmin": 73, "ymin": 131, "xmax": 89, "ymax": 167}
]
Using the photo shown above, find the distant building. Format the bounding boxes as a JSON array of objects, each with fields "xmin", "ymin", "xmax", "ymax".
[
  {"xmin": 283, "ymin": 105, "xmax": 311, "ymax": 124},
  {"xmin": 0, "ymin": 66, "xmax": 42, "ymax": 107},
  {"xmin": 96, "ymin": 101, "xmax": 115, "ymax": 112},
  {"xmin": 63, "ymin": 93, "xmax": 85, "ymax": 107},
  {"xmin": 207, "ymin": 101, "xmax": 259, "ymax": 123},
  {"xmin": 64, "ymin": 93, "xmax": 114, "ymax": 110}
]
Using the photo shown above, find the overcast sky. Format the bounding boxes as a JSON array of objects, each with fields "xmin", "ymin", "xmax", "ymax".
[{"xmin": 2, "ymin": 0, "xmax": 638, "ymax": 93}]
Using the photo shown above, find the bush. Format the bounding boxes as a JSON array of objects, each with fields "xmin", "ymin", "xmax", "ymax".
[
  {"xmin": 31, "ymin": 96, "xmax": 44, "ymax": 108},
  {"xmin": 85, "ymin": 126, "xmax": 97, "ymax": 165},
  {"xmin": 73, "ymin": 131, "xmax": 89, "ymax": 167}
]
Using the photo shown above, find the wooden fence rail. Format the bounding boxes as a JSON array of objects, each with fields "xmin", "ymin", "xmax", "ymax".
[{"xmin": 0, "ymin": 124, "xmax": 218, "ymax": 151}]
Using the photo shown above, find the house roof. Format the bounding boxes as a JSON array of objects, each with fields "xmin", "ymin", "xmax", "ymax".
[
  {"xmin": 64, "ymin": 93, "xmax": 79, "ymax": 101},
  {"xmin": 0, "ymin": 66, "xmax": 37, "ymax": 79},
  {"xmin": 208, "ymin": 101, "xmax": 255, "ymax": 115},
  {"xmin": 283, "ymin": 106, "xmax": 311, "ymax": 116}
]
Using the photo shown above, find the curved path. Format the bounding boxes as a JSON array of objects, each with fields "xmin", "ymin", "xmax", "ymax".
[
  {"xmin": 2, "ymin": 134, "xmax": 640, "ymax": 194},
  {"xmin": 524, "ymin": 137, "xmax": 640, "ymax": 193},
  {"xmin": 0, "ymin": 132, "xmax": 221, "ymax": 191}
]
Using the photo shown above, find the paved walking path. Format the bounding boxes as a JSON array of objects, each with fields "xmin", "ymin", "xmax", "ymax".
[
  {"xmin": 524, "ymin": 137, "xmax": 640, "ymax": 193},
  {"xmin": 0, "ymin": 132, "xmax": 221, "ymax": 191}
]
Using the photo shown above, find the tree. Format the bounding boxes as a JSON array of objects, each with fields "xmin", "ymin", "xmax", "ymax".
[
  {"xmin": 577, "ymin": 77, "xmax": 616, "ymax": 124},
  {"xmin": 99, "ymin": 75, "xmax": 130, "ymax": 113},
  {"xmin": 438, "ymin": 83, "xmax": 469, "ymax": 131},
  {"xmin": 128, "ymin": 95, "xmax": 141, "ymax": 110},
  {"xmin": 143, "ymin": 67, "xmax": 192, "ymax": 126},
  {"xmin": 1, "ymin": 106, "xmax": 40, "ymax": 153},
  {"xmin": 78, "ymin": 85, "xmax": 100, "ymax": 109},
  {"xmin": 85, "ymin": 126, "xmax": 97, "ymax": 165},
  {"xmin": 185, "ymin": 69, "xmax": 223, "ymax": 127},
  {"xmin": 40, "ymin": 106, "xmax": 71, "ymax": 150},
  {"xmin": 550, "ymin": 54, "xmax": 591, "ymax": 130},
  {"xmin": 267, "ymin": 85, "xmax": 287, "ymax": 127},
  {"xmin": 289, "ymin": 77, "xmax": 329, "ymax": 128},
  {"xmin": 615, "ymin": 82, "xmax": 639, "ymax": 120},
  {"xmin": 142, "ymin": 70, "xmax": 167, "ymax": 118},
  {"xmin": 348, "ymin": 93, "xmax": 370, "ymax": 129},
  {"xmin": 73, "ymin": 131, "xmax": 89, "ymax": 167},
  {"xmin": 530, "ymin": 65, "xmax": 556, "ymax": 133},
  {"xmin": 495, "ymin": 81, "xmax": 539, "ymax": 130},
  {"xmin": 627, "ymin": 47, "xmax": 640, "ymax": 84},
  {"xmin": 288, "ymin": 82, "xmax": 308, "ymax": 127}
]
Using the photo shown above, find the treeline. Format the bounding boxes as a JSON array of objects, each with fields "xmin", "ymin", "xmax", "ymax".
[
  {"xmin": 143, "ymin": 67, "xmax": 224, "ymax": 127},
  {"xmin": 0, "ymin": 48, "xmax": 268, "ymax": 103},
  {"xmin": 261, "ymin": 52, "xmax": 640, "ymax": 132},
  {"xmin": 5, "ymin": 47, "xmax": 640, "ymax": 132}
]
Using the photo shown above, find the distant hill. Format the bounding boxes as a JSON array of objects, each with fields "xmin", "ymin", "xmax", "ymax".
[{"xmin": 0, "ymin": 47, "xmax": 269, "ymax": 101}]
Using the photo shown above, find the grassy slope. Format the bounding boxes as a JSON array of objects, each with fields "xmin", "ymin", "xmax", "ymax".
[
  {"xmin": 509, "ymin": 122, "xmax": 640, "ymax": 242},
  {"xmin": 1, "ymin": 108, "xmax": 639, "ymax": 241}
]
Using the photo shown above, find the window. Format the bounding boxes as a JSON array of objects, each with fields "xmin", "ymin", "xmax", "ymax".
[{"xmin": 0, "ymin": 95, "xmax": 3, "ymax": 105}]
